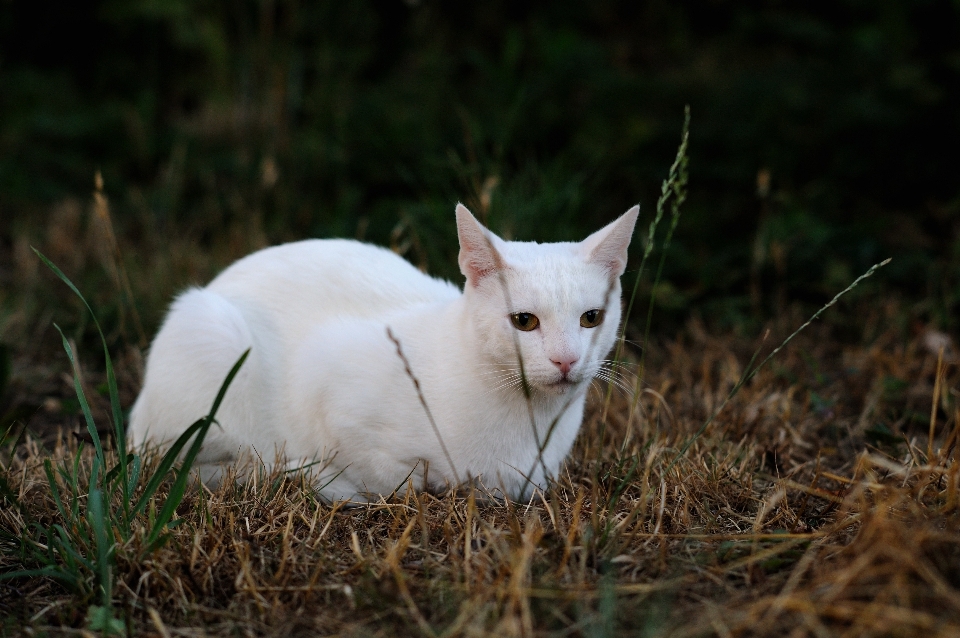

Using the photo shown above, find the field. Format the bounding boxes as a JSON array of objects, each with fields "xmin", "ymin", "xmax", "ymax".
[
  {"xmin": 2, "ymin": 4, "xmax": 959, "ymax": 634},
  {"xmin": 2, "ymin": 170, "xmax": 959, "ymax": 635},
  {"xmin": 2, "ymin": 296, "xmax": 959, "ymax": 636}
]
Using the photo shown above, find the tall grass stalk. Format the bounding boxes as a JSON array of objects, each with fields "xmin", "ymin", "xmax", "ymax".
[
  {"xmin": 387, "ymin": 327, "xmax": 461, "ymax": 488},
  {"xmin": 92, "ymin": 170, "xmax": 148, "ymax": 347},
  {"xmin": 601, "ymin": 107, "xmax": 690, "ymax": 454},
  {"xmin": 478, "ymin": 109, "xmax": 692, "ymax": 501},
  {"xmin": 663, "ymin": 256, "xmax": 892, "ymax": 475},
  {"xmin": 578, "ymin": 109, "xmax": 690, "ymax": 549}
]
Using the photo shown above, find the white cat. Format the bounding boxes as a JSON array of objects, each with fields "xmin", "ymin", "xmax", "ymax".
[{"xmin": 129, "ymin": 204, "xmax": 638, "ymax": 502}]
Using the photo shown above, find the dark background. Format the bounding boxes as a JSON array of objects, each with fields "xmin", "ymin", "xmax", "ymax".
[{"xmin": 2, "ymin": 0, "xmax": 959, "ymax": 337}]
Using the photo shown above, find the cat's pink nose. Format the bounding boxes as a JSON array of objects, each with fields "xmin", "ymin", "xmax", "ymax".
[{"xmin": 551, "ymin": 356, "xmax": 578, "ymax": 376}]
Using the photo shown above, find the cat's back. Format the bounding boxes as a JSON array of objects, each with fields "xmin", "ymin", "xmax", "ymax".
[{"xmin": 206, "ymin": 239, "xmax": 459, "ymax": 327}]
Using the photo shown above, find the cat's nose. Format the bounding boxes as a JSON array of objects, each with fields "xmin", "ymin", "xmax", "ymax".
[{"xmin": 551, "ymin": 356, "xmax": 578, "ymax": 376}]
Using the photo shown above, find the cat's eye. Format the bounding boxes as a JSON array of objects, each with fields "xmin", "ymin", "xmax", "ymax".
[
  {"xmin": 510, "ymin": 312, "xmax": 540, "ymax": 331},
  {"xmin": 580, "ymin": 309, "xmax": 605, "ymax": 328}
]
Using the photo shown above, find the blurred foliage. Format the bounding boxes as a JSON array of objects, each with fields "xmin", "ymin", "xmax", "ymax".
[{"xmin": 1, "ymin": 0, "xmax": 959, "ymax": 334}]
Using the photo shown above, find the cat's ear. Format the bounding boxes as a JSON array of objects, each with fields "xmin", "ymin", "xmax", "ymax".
[
  {"xmin": 456, "ymin": 203, "xmax": 505, "ymax": 287},
  {"xmin": 580, "ymin": 205, "xmax": 639, "ymax": 277}
]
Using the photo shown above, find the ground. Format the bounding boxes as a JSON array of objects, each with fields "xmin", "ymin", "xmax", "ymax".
[{"xmin": 2, "ymin": 295, "xmax": 958, "ymax": 636}]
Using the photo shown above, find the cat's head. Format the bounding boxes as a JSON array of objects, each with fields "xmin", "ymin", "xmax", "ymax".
[{"xmin": 456, "ymin": 204, "xmax": 638, "ymax": 395}]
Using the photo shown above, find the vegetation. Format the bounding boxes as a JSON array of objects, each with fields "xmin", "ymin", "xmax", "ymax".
[
  {"xmin": 2, "ymin": 250, "xmax": 958, "ymax": 635},
  {"xmin": 2, "ymin": 2, "xmax": 959, "ymax": 330},
  {"xmin": 1, "ymin": 1, "xmax": 959, "ymax": 635}
]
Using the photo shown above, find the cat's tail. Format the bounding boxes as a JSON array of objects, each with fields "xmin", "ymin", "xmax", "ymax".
[{"xmin": 128, "ymin": 287, "xmax": 255, "ymax": 462}]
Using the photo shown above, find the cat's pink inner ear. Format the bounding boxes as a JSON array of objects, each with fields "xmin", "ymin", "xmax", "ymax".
[
  {"xmin": 581, "ymin": 205, "xmax": 639, "ymax": 277},
  {"xmin": 456, "ymin": 203, "xmax": 504, "ymax": 287}
]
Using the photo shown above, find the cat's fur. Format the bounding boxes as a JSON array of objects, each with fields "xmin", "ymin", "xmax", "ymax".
[{"xmin": 129, "ymin": 204, "xmax": 638, "ymax": 502}]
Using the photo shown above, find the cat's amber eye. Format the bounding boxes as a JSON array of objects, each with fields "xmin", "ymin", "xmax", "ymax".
[
  {"xmin": 580, "ymin": 309, "xmax": 605, "ymax": 328},
  {"xmin": 510, "ymin": 312, "xmax": 540, "ymax": 331}
]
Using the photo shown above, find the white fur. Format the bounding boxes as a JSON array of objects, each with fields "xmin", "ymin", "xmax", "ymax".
[{"xmin": 129, "ymin": 204, "xmax": 639, "ymax": 502}]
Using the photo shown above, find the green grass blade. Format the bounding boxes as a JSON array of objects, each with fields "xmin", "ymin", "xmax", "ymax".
[
  {"xmin": 69, "ymin": 446, "xmax": 84, "ymax": 523},
  {"xmin": 0, "ymin": 419, "xmax": 19, "ymax": 448},
  {"xmin": 33, "ymin": 250, "xmax": 120, "ymax": 411},
  {"xmin": 43, "ymin": 460, "xmax": 71, "ymax": 526},
  {"xmin": 132, "ymin": 350, "xmax": 248, "ymax": 518},
  {"xmin": 53, "ymin": 324, "xmax": 105, "ymax": 467},
  {"xmin": 39, "ymin": 525, "xmax": 72, "ymax": 574},
  {"xmin": 17, "ymin": 522, "xmax": 54, "ymax": 563},
  {"xmin": 55, "ymin": 445, "xmax": 87, "ymax": 526},
  {"xmin": 127, "ymin": 454, "xmax": 142, "ymax": 497},
  {"xmin": 130, "ymin": 417, "xmax": 206, "ymax": 519},
  {"xmin": 100, "ymin": 339, "xmax": 128, "ymax": 528},
  {"xmin": 104, "ymin": 350, "xmax": 129, "ymax": 528},
  {"xmin": 144, "ymin": 349, "xmax": 249, "ymax": 547},
  {"xmin": 0, "ymin": 567, "xmax": 80, "ymax": 584},
  {"xmin": 52, "ymin": 524, "xmax": 95, "ymax": 573},
  {"xmin": 88, "ymin": 457, "xmax": 113, "ymax": 607},
  {"xmin": 34, "ymin": 249, "xmax": 132, "ymax": 524},
  {"xmin": 104, "ymin": 346, "xmax": 126, "ymax": 469},
  {"xmin": 0, "ymin": 473, "xmax": 24, "ymax": 512},
  {"xmin": 104, "ymin": 454, "xmax": 135, "ymax": 486},
  {"xmin": 142, "ymin": 421, "xmax": 212, "ymax": 546}
]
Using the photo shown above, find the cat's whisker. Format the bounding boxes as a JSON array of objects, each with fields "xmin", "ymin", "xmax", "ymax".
[
  {"xmin": 595, "ymin": 369, "xmax": 638, "ymax": 384},
  {"xmin": 594, "ymin": 369, "xmax": 624, "ymax": 384},
  {"xmin": 599, "ymin": 380, "xmax": 633, "ymax": 398},
  {"xmin": 480, "ymin": 372, "xmax": 526, "ymax": 397},
  {"xmin": 477, "ymin": 370, "xmax": 524, "ymax": 381},
  {"xmin": 595, "ymin": 366, "xmax": 641, "ymax": 390},
  {"xmin": 596, "ymin": 359, "xmax": 638, "ymax": 369},
  {"xmin": 597, "ymin": 358, "xmax": 642, "ymax": 367},
  {"xmin": 596, "ymin": 364, "xmax": 641, "ymax": 379},
  {"xmin": 489, "ymin": 377, "xmax": 522, "ymax": 390},
  {"xmin": 599, "ymin": 366, "xmax": 637, "ymax": 383},
  {"xmin": 477, "ymin": 371, "xmax": 519, "ymax": 380},
  {"xmin": 477, "ymin": 368, "xmax": 523, "ymax": 375},
  {"xmin": 480, "ymin": 381, "xmax": 518, "ymax": 394},
  {"xmin": 588, "ymin": 379, "xmax": 608, "ymax": 401},
  {"xmin": 593, "ymin": 371, "xmax": 635, "ymax": 397},
  {"xmin": 476, "ymin": 369, "xmax": 526, "ymax": 383},
  {"xmin": 588, "ymin": 364, "xmax": 639, "ymax": 385},
  {"xmin": 480, "ymin": 382, "xmax": 524, "ymax": 399}
]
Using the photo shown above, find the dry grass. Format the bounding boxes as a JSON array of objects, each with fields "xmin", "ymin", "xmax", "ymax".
[
  {"xmin": 2, "ymin": 303, "xmax": 959, "ymax": 636},
  {"xmin": 3, "ymin": 123, "xmax": 957, "ymax": 634}
]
